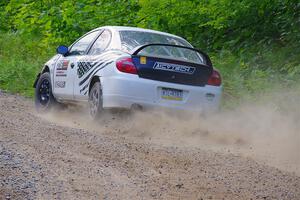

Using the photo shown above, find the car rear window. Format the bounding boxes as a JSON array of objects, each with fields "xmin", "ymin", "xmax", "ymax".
[{"xmin": 120, "ymin": 31, "xmax": 204, "ymax": 64}]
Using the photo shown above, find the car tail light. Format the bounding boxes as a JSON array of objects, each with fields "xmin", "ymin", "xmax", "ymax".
[
  {"xmin": 207, "ymin": 69, "xmax": 222, "ymax": 86},
  {"xmin": 116, "ymin": 57, "xmax": 137, "ymax": 74}
]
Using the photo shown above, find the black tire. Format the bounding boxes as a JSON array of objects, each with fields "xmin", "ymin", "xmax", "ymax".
[
  {"xmin": 88, "ymin": 81, "xmax": 103, "ymax": 119},
  {"xmin": 34, "ymin": 72, "xmax": 57, "ymax": 113}
]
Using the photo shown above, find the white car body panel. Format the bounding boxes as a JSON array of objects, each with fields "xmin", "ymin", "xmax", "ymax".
[
  {"xmin": 41, "ymin": 26, "xmax": 222, "ymax": 112},
  {"xmin": 101, "ymin": 75, "xmax": 221, "ymax": 112}
]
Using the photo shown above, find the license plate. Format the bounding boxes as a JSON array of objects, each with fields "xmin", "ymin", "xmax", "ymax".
[{"xmin": 161, "ymin": 88, "xmax": 183, "ymax": 101}]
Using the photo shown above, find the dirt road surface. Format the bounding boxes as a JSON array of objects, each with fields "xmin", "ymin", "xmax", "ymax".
[{"xmin": 0, "ymin": 92, "xmax": 299, "ymax": 199}]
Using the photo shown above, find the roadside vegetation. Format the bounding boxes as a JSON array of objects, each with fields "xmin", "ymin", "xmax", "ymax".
[{"xmin": 0, "ymin": 0, "xmax": 299, "ymax": 106}]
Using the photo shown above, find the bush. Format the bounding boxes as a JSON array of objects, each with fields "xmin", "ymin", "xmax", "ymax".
[
  {"xmin": 0, "ymin": 0, "xmax": 299, "ymax": 102},
  {"xmin": 0, "ymin": 33, "xmax": 53, "ymax": 96}
]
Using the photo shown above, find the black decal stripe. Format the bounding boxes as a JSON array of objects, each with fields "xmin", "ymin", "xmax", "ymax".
[
  {"xmin": 78, "ymin": 56, "xmax": 118, "ymax": 87},
  {"xmin": 82, "ymin": 62, "xmax": 88, "ymax": 71},
  {"xmin": 80, "ymin": 84, "xmax": 89, "ymax": 93},
  {"xmin": 77, "ymin": 55, "xmax": 108, "ymax": 78},
  {"xmin": 79, "ymin": 60, "xmax": 107, "ymax": 86},
  {"xmin": 78, "ymin": 61, "xmax": 96, "ymax": 78},
  {"xmin": 80, "ymin": 60, "xmax": 114, "ymax": 89},
  {"xmin": 79, "ymin": 54, "xmax": 116, "ymax": 78},
  {"xmin": 80, "ymin": 83, "xmax": 90, "ymax": 93},
  {"xmin": 91, "ymin": 62, "xmax": 98, "ymax": 67},
  {"xmin": 93, "ymin": 61, "xmax": 113, "ymax": 76},
  {"xmin": 80, "ymin": 61, "xmax": 114, "ymax": 94}
]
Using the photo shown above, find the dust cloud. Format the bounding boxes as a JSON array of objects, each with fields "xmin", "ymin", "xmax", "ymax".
[{"xmin": 41, "ymin": 87, "xmax": 300, "ymax": 175}]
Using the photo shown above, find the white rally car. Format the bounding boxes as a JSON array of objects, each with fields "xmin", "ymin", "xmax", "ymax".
[{"xmin": 34, "ymin": 26, "xmax": 222, "ymax": 118}]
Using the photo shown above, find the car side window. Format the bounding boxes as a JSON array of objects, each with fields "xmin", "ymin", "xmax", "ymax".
[
  {"xmin": 89, "ymin": 30, "xmax": 111, "ymax": 55},
  {"xmin": 68, "ymin": 31, "xmax": 100, "ymax": 56}
]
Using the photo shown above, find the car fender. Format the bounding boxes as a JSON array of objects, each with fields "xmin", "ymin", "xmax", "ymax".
[
  {"xmin": 33, "ymin": 54, "xmax": 61, "ymax": 88},
  {"xmin": 85, "ymin": 51, "xmax": 126, "ymax": 95},
  {"xmin": 87, "ymin": 61, "xmax": 114, "ymax": 96}
]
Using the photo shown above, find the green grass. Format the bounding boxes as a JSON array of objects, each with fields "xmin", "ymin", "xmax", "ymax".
[
  {"xmin": 0, "ymin": 32, "xmax": 54, "ymax": 96},
  {"xmin": 0, "ymin": 32, "xmax": 299, "ymax": 106}
]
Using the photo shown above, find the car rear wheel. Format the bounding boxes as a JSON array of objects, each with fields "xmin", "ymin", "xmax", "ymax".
[
  {"xmin": 35, "ymin": 72, "xmax": 57, "ymax": 113},
  {"xmin": 89, "ymin": 81, "xmax": 103, "ymax": 119}
]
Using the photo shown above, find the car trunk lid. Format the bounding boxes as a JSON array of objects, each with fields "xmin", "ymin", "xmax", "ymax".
[{"xmin": 131, "ymin": 44, "xmax": 213, "ymax": 86}]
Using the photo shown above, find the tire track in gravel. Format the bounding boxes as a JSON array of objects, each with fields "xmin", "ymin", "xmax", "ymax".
[{"xmin": 0, "ymin": 92, "xmax": 299, "ymax": 199}]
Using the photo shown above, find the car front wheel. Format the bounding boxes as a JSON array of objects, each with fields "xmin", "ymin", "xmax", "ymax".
[{"xmin": 34, "ymin": 72, "xmax": 57, "ymax": 113}]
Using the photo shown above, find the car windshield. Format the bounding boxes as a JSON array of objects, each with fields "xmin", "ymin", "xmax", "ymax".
[{"xmin": 119, "ymin": 30, "xmax": 204, "ymax": 64}]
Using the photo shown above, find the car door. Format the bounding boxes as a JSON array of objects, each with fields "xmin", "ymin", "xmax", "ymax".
[
  {"xmin": 73, "ymin": 29, "xmax": 112, "ymax": 100},
  {"xmin": 53, "ymin": 30, "xmax": 101, "ymax": 100}
]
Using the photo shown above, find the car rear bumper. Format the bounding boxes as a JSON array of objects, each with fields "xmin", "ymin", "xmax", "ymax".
[{"xmin": 101, "ymin": 74, "xmax": 222, "ymax": 113}]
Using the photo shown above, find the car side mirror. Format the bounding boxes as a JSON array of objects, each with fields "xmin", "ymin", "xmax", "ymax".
[{"xmin": 56, "ymin": 45, "xmax": 69, "ymax": 56}]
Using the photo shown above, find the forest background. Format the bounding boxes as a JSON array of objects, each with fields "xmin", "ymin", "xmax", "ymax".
[{"xmin": 0, "ymin": 0, "xmax": 299, "ymax": 107}]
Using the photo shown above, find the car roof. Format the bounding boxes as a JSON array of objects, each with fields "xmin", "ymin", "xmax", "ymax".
[{"xmin": 95, "ymin": 26, "xmax": 185, "ymax": 40}]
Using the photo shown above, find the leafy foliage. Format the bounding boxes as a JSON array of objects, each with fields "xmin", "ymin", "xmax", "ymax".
[
  {"xmin": 0, "ymin": 0, "xmax": 299, "ymax": 101},
  {"xmin": 2, "ymin": 0, "xmax": 299, "ymax": 49},
  {"xmin": 2, "ymin": 0, "xmax": 140, "ymax": 45},
  {"xmin": 137, "ymin": 0, "xmax": 300, "ymax": 50},
  {"xmin": 0, "ymin": 33, "xmax": 53, "ymax": 96}
]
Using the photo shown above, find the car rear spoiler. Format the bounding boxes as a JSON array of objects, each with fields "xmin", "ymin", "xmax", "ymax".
[{"xmin": 130, "ymin": 43, "xmax": 212, "ymax": 67}]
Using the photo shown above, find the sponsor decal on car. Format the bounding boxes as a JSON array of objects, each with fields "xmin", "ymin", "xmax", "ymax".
[
  {"xmin": 55, "ymin": 81, "xmax": 66, "ymax": 88},
  {"xmin": 55, "ymin": 71, "xmax": 67, "ymax": 77},
  {"xmin": 56, "ymin": 60, "xmax": 69, "ymax": 70},
  {"xmin": 140, "ymin": 56, "xmax": 147, "ymax": 64},
  {"xmin": 153, "ymin": 62, "xmax": 195, "ymax": 74}
]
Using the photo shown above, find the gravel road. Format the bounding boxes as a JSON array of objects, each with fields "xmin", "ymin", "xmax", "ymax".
[{"xmin": 0, "ymin": 92, "xmax": 299, "ymax": 199}]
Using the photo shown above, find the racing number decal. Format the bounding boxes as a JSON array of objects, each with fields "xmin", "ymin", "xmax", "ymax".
[
  {"xmin": 56, "ymin": 60, "xmax": 69, "ymax": 77},
  {"xmin": 55, "ymin": 81, "xmax": 66, "ymax": 88}
]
